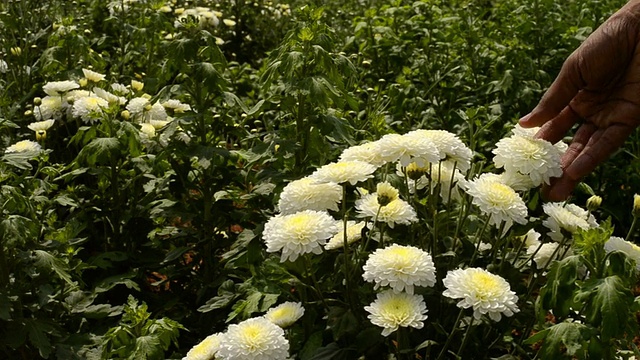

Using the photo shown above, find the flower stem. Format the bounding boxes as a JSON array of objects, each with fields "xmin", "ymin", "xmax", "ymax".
[
  {"xmin": 626, "ymin": 216, "xmax": 638, "ymax": 242},
  {"xmin": 456, "ymin": 319, "xmax": 475, "ymax": 357},
  {"xmin": 469, "ymin": 214, "xmax": 492, "ymax": 265},
  {"xmin": 436, "ymin": 308, "xmax": 465, "ymax": 360},
  {"xmin": 341, "ymin": 184, "xmax": 353, "ymax": 311}
]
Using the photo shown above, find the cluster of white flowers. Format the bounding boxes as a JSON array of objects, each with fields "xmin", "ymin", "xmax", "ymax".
[
  {"xmin": 183, "ymin": 302, "xmax": 305, "ymax": 360},
  {"xmin": 174, "ymin": 6, "xmax": 221, "ymax": 28}
]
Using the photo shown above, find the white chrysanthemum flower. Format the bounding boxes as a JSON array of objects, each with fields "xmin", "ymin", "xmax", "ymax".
[
  {"xmin": 110, "ymin": 83, "xmax": 130, "ymax": 95},
  {"xmin": 464, "ymin": 174, "xmax": 528, "ymax": 232},
  {"xmin": 82, "ymin": 68, "xmax": 106, "ymax": 82},
  {"xmin": 526, "ymin": 242, "xmax": 571, "ymax": 268},
  {"xmin": 42, "ymin": 80, "xmax": 79, "ymax": 96},
  {"xmin": 72, "ymin": 96, "xmax": 108, "ymax": 123},
  {"xmin": 364, "ymin": 290, "xmax": 428, "ymax": 337},
  {"xmin": 263, "ymin": 210, "xmax": 338, "ymax": 262},
  {"xmin": 0, "ymin": 59, "xmax": 7, "ymax": 73},
  {"xmin": 217, "ymin": 317, "xmax": 289, "ymax": 360},
  {"xmin": 442, "ymin": 268, "xmax": 519, "ymax": 321},
  {"xmin": 310, "ymin": 161, "xmax": 376, "ymax": 185},
  {"xmin": 93, "ymin": 87, "xmax": 126, "ymax": 105},
  {"xmin": 376, "ymin": 133, "xmax": 440, "ymax": 167},
  {"xmin": 27, "ymin": 119, "xmax": 55, "ymax": 133},
  {"xmin": 183, "ymin": 333, "xmax": 222, "ymax": 360},
  {"xmin": 604, "ymin": 236, "xmax": 640, "ymax": 271},
  {"xmin": 148, "ymin": 102, "xmax": 168, "ymax": 121},
  {"xmin": 405, "ymin": 129, "xmax": 473, "ymax": 172},
  {"xmin": 325, "ymin": 221, "xmax": 366, "ymax": 250},
  {"xmin": 126, "ymin": 97, "xmax": 150, "ymax": 116},
  {"xmin": 499, "ymin": 170, "xmax": 537, "ymax": 192},
  {"xmin": 355, "ymin": 193, "xmax": 418, "ymax": 228},
  {"xmin": 162, "ymin": 99, "xmax": 192, "ymax": 113},
  {"xmin": 65, "ymin": 90, "xmax": 92, "ymax": 103},
  {"xmin": 520, "ymin": 229, "xmax": 542, "ymax": 248},
  {"xmin": 277, "ymin": 177, "xmax": 342, "ymax": 215},
  {"xmin": 338, "ymin": 141, "xmax": 386, "ymax": 167},
  {"xmin": 542, "ymin": 203, "xmax": 598, "ymax": 242},
  {"xmin": 34, "ymin": 96, "xmax": 64, "ymax": 121},
  {"xmin": 407, "ymin": 161, "xmax": 467, "ymax": 201},
  {"xmin": 140, "ymin": 123, "xmax": 156, "ymax": 138},
  {"xmin": 511, "ymin": 124, "xmax": 568, "ymax": 153},
  {"xmin": 264, "ymin": 302, "xmax": 305, "ymax": 328},
  {"xmin": 5, "ymin": 140, "xmax": 41, "ymax": 153},
  {"xmin": 493, "ymin": 134, "xmax": 563, "ymax": 186},
  {"xmin": 363, "ymin": 244, "xmax": 437, "ymax": 294},
  {"xmin": 150, "ymin": 119, "xmax": 171, "ymax": 130}
]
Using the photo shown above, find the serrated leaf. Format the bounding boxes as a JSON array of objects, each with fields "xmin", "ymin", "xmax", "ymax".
[
  {"xmin": 33, "ymin": 250, "xmax": 75, "ymax": 286},
  {"xmin": 76, "ymin": 137, "xmax": 120, "ymax": 166},
  {"xmin": 128, "ymin": 335, "xmax": 162, "ymax": 360},
  {"xmin": 574, "ymin": 276, "xmax": 633, "ymax": 341},
  {"xmin": 528, "ymin": 322, "xmax": 594, "ymax": 358},
  {"xmin": 26, "ymin": 320, "xmax": 53, "ymax": 359},
  {"xmin": 537, "ymin": 255, "xmax": 580, "ymax": 318}
]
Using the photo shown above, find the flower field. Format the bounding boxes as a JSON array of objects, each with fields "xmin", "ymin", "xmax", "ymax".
[{"xmin": 2, "ymin": 0, "xmax": 640, "ymax": 359}]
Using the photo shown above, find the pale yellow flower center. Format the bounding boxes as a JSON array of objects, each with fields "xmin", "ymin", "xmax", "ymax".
[
  {"xmin": 240, "ymin": 325, "xmax": 264, "ymax": 351},
  {"xmin": 520, "ymin": 138, "xmax": 542, "ymax": 158},
  {"xmin": 382, "ymin": 298, "xmax": 411, "ymax": 322},
  {"xmin": 487, "ymin": 183, "xmax": 517, "ymax": 206},
  {"xmin": 469, "ymin": 272, "xmax": 501, "ymax": 300},
  {"xmin": 288, "ymin": 215, "xmax": 313, "ymax": 243},
  {"xmin": 387, "ymin": 247, "xmax": 414, "ymax": 270}
]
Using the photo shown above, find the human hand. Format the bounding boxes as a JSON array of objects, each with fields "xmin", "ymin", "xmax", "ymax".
[{"xmin": 519, "ymin": 0, "xmax": 640, "ymax": 201}]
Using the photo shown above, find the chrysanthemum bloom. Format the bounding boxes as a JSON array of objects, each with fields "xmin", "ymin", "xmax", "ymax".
[
  {"xmin": 604, "ymin": 236, "xmax": 640, "ymax": 271},
  {"xmin": 0, "ymin": 59, "xmax": 7, "ymax": 73},
  {"xmin": 110, "ymin": 83, "xmax": 130, "ymax": 95},
  {"xmin": 355, "ymin": 193, "xmax": 418, "ymax": 228},
  {"xmin": 131, "ymin": 80, "xmax": 144, "ymax": 92},
  {"xmin": 409, "ymin": 161, "xmax": 467, "ymax": 201},
  {"xmin": 183, "ymin": 333, "xmax": 222, "ymax": 360},
  {"xmin": 499, "ymin": 170, "xmax": 537, "ymax": 192},
  {"xmin": 464, "ymin": 174, "xmax": 528, "ymax": 232},
  {"xmin": 442, "ymin": 268, "xmax": 519, "ymax": 321},
  {"xmin": 150, "ymin": 119, "xmax": 172, "ymax": 130},
  {"xmin": 217, "ymin": 317, "xmax": 289, "ymax": 360},
  {"xmin": 542, "ymin": 203, "xmax": 598, "ymax": 242},
  {"xmin": 376, "ymin": 182, "xmax": 399, "ymax": 206},
  {"xmin": 493, "ymin": 134, "xmax": 563, "ymax": 186},
  {"xmin": 364, "ymin": 290, "xmax": 428, "ymax": 336},
  {"xmin": 405, "ymin": 129, "xmax": 473, "ymax": 172},
  {"xmin": 162, "ymin": 99, "xmax": 192, "ymax": 113},
  {"xmin": 526, "ymin": 242, "xmax": 571, "ymax": 268},
  {"xmin": 72, "ymin": 96, "xmax": 108, "ymax": 123},
  {"xmin": 376, "ymin": 133, "xmax": 440, "ymax": 167},
  {"xmin": 338, "ymin": 141, "xmax": 385, "ymax": 167},
  {"xmin": 27, "ymin": 119, "xmax": 55, "ymax": 141},
  {"xmin": 511, "ymin": 124, "xmax": 568, "ymax": 153},
  {"xmin": 34, "ymin": 96, "xmax": 64, "ymax": 121},
  {"xmin": 42, "ymin": 80, "xmax": 80, "ymax": 96},
  {"xmin": 5, "ymin": 140, "xmax": 42, "ymax": 153},
  {"xmin": 93, "ymin": 87, "xmax": 126, "ymax": 105},
  {"xmin": 519, "ymin": 228, "xmax": 541, "ymax": 248},
  {"xmin": 82, "ymin": 68, "xmax": 106, "ymax": 82},
  {"xmin": 140, "ymin": 123, "xmax": 156, "ymax": 138},
  {"xmin": 264, "ymin": 302, "xmax": 305, "ymax": 328},
  {"xmin": 363, "ymin": 244, "xmax": 437, "ymax": 294},
  {"xmin": 310, "ymin": 161, "xmax": 376, "ymax": 185},
  {"xmin": 325, "ymin": 221, "xmax": 366, "ymax": 250},
  {"xmin": 126, "ymin": 97, "xmax": 149, "ymax": 116},
  {"xmin": 277, "ymin": 177, "xmax": 342, "ymax": 215},
  {"xmin": 263, "ymin": 210, "xmax": 338, "ymax": 262}
]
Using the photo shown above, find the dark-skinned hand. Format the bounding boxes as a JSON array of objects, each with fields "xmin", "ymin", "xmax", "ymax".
[{"xmin": 519, "ymin": 0, "xmax": 640, "ymax": 201}]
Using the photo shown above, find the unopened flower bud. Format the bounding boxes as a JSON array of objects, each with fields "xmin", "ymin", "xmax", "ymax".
[
  {"xmin": 121, "ymin": 110, "xmax": 130, "ymax": 120},
  {"xmin": 131, "ymin": 80, "xmax": 144, "ymax": 91},
  {"xmin": 586, "ymin": 195, "xmax": 602, "ymax": 212},
  {"xmin": 10, "ymin": 47, "xmax": 21, "ymax": 56},
  {"xmin": 634, "ymin": 194, "xmax": 640, "ymax": 218},
  {"xmin": 36, "ymin": 130, "xmax": 46, "ymax": 141},
  {"xmin": 79, "ymin": 78, "xmax": 88, "ymax": 87},
  {"xmin": 376, "ymin": 182, "xmax": 399, "ymax": 207},
  {"xmin": 24, "ymin": 110, "xmax": 33, "ymax": 117},
  {"xmin": 144, "ymin": 103, "xmax": 153, "ymax": 112},
  {"xmin": 33, "ymin": 97, "xmax": 42, "ymax": 106}
]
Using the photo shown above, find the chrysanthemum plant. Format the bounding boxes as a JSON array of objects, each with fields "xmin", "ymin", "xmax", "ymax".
[{"xmin": 203, "ymin": 125, "xmax": 640, "ymax": 360}]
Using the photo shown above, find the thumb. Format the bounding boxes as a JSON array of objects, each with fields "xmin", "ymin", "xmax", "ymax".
[{"xmin": 519, "ymin": 53, "xmax": 585, "ymax": 128}]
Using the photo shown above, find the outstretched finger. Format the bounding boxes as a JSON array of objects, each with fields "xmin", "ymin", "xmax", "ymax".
[
  {"xmin": 564, "ymin": 124, "xmax": 631, "ymax": 180},
  {"xmin": 519, "ymin": 55, "xmax": 585, "ymax": 128},
  {"xmin": 534, "ymin": 105, "xmax": 582, "ymax": 144}
]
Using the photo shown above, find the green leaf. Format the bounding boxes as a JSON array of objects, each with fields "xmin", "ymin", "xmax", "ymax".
[
  {"xmin": 76, "ymin": 137, "xmax": 120, "ymax": 166},
  {"xmin": 128, "ymin": 335, "xmax": 162, "ymax": 360},
  {"xmin": 33, "ymin": 250, "xmax": 75, "ymax": 286},
  {"xmin": 26, "ymin": 319, "xmax": 54, "ymax": 359},
  {"xmin": 574, "ymin": 276, "xmax": 634, "ymax": 341},
  {"xmin": 537, "ymin": 255, "xmax": 580, "ymax": 319},
  {"xmin": 525, "ymin": 322, "xmax": 594, "ymax": 358},
  {"xmin": 300, "ymin": 331, "xmax": 324, "ymax": 360}
]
